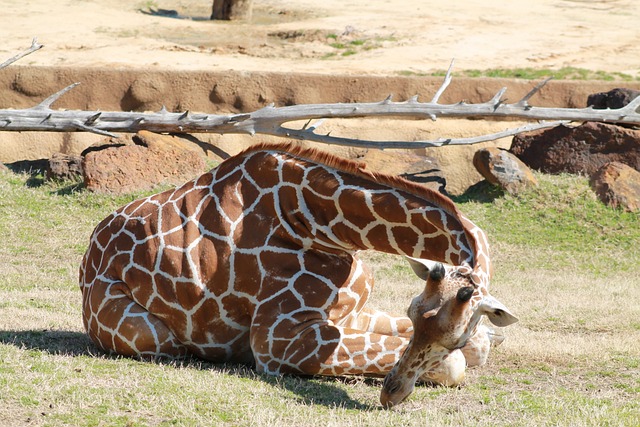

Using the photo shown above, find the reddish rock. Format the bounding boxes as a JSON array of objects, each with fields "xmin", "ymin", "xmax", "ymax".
[
  {"xmin": 510, "ymin": 122, "xmax": 640, "ymax": 175},
  {"xmin": 587, "ymin": 88, "xmax": 640, "ymax": 110},
  {"xmin": 473, "ymin": 147, "xmax": 537, "ymax": 194},
  {"xmin": 589, "ymin": 162, "xmax": 640, "ymax": 212},
  {"xmin": 83, "ymin": 131, "xmax": 207, "ymax": 194},
  {"xmin": 360, "ymin": 149, "xmax": 447, "ymax": 194},
  {"xmin": 46, "ymin": 153, "xmax": 84, "ymax": 181}
]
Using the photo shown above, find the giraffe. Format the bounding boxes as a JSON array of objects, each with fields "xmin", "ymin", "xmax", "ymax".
[{"xmin": 79, "ymin": 142, "xmax": 517, "ymax": 407}]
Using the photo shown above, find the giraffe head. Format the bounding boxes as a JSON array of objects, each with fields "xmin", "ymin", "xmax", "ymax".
[{"xmin": 380, "ymin": 259, "xmax": 517, "ymax": 408}]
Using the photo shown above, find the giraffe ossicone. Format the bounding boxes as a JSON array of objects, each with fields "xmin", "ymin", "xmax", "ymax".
[{"xmin": 79, "ymin": 142, "xmax": 517, "ymax": 408}]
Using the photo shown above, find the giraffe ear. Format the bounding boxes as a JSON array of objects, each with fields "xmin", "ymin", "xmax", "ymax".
[
  {"xmin": 405, "ymin": 257, "xmax": 438, "ymax": 281},
  {"xmin": 479, "ymin": 295, "xmax": 519, "ymax": 327}
]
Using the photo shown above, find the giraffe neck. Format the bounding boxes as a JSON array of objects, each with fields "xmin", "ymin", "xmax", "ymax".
[{"xmin": 238, "ymin": 145, "xmax": 491, "ymax": 287}]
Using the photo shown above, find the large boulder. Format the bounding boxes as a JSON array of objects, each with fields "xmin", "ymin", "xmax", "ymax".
[
  {"xmin": 46, "ymin": 153, "xmax": 84, "ymax": 181},
  {"xmin": 83, "ymin": 131, "xmax": 207, "ymax": 194},
  {"xmin": 587, "ymin": 88, "xmax": 640, "ymax": 110},
  {"xmin": 589, "ymin": 162, "xmax": 640, "ymax": 212},
  {"xmin": 473, "ymin": 147, "xmax": 537, "ymax": 194},
  {"xmin": 510, "ymin": 122, "xmax": 640, "ymax": 175}
]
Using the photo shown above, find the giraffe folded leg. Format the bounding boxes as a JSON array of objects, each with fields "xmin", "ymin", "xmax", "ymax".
[
  {"xmin": 346, "ymin": 306, "xmax": 414, "ymax": 339},
  {"xmin": 250, "ymin": 320, "xmax": 410, "ymax": 377},
  {"xmin": 82, "ymin": 280, "xmax": 189, "ymax": 360},
  {"xmin": 460, "ymin": 324, "xmax": 494, "ymax": 367}
]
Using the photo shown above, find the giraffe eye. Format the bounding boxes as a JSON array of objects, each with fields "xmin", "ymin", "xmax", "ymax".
[{"xmin": 456, "ymin": 286, "xmax": 474, "ymax": 302}]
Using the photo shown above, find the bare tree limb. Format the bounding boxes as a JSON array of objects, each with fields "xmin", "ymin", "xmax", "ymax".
[
  {"xmin": 1, "ymin": 40, "xmax": 640, "ymax": 149},
  {"xmin": 0, "ymin": 38, "xmax": 43, "ymax": 70}
]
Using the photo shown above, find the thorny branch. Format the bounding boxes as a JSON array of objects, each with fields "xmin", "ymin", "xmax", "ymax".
[{"xmin": 1, "ymin": 41, "xmax": 639, "ymax": 149}]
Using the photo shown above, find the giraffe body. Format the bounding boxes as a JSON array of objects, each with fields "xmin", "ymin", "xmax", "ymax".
[{"xmin": 80, "ymin": 143, "xmax": 516, "ymax": 405}]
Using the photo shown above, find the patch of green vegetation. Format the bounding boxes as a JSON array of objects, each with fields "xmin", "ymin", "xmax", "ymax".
[
  {"xmin": 322, "ymin": 33, "xmax": 397, "ymax": 59},
  {"xmin": 398, "ymin": 67, "xmax": 639, "ymax": 81},
  {"xmin": 456, "ymin": 173, "xmax": 640, "ymax": 276}
]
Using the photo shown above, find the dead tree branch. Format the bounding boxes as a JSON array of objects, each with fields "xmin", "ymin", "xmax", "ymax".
[
  {"xmin": 0, "ymin": 38, "xmax": 43, "ymax": 70},
  {"xmin": 1, "ymin": 41, "xmax": 639, "ymax": 149}
]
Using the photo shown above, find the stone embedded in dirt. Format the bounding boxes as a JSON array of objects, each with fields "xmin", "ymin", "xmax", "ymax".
[
  {"xmin": 472, "ymin": 147, "xmax": 537, "ymax": 194},
  {"xmin": 83, "ymin": 131, "xmax": 207, "ymax": 195},
  {"xmin": 510, "ymin": 122, "xmax": 640, "ymax": 175},
  {"xmin": 589, "ymin": 161, "xmax": 640, "ymax": 212},
  {"xmin": 587, "ymin": 88, "xmax": 640, "ymax": 110},
  {"xmin": 359, "ymin": 149, "xmax": 447, "ymax": 194},
  {"xmin": 46, "ymin": 153, "xmax": 84, "ymax": 181}
]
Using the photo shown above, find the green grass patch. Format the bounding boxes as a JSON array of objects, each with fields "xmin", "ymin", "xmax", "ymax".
[
  {"xmin": 0, "ymin": 168, "xmax": 638, "ymax": 426},
  {"xmin": 399, "ymin": 66, "xmax": 640, "ymax": 81}
]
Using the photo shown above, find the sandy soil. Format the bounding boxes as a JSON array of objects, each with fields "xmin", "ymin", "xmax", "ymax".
[{"xmin": 1, "ymin": 0, "xmax": 639, "ymax": 76}]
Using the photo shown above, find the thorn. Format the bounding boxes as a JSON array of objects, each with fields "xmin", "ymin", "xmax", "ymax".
[
  {"xmin": 302, "ymin": 118, "xmax": 312, "ymax": 130},
  {"xmin": 71, "ymin": 120, "xmax": 118, "ymax": 137},
  {"xmin": 517, "ymin": 77, "xmax": 552, "ymax": 106},
  {"xmin": 159, "ymin": 106, "xmax": 168, "ymax": 113},
  {"xmin": 429, "ymin": 114, "xmax": 437, "ymax": 121},
  {"xmin": 382, "ymin": 94, "xmax": 393, "ymax": 104},
  {"xmin": 85, "ymin": 112, "xmax": 102, "ymax": 125},
  {"xmin": 179, "ymin": 110, "xmax": 189, "ymax": 120},
  {"xmin": 43, "ymin": 113, "xmax": 52, "ymax": 122},
  {"xmin": 410, "ymin": 95, "xmax": 419, "ymax": 103},
  {"xmin": 33, "ymin": 83, "xmax": 80, "ymax": 110},
  {"xmin": 133, "ymin": 117, "xmax": 144, "ymax": 126}
]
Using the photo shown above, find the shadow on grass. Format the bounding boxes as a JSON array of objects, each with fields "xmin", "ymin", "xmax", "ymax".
[
  {"xmin": 0, "ymin": 329, "xmax": 380, "ymax": 410},
  {"xmin": 452, "ymin": 179, "xmax": 505, "ymax": 204},
  {"xmin": 0, "ymin": 329, "xmax": 95, "ymax": 357}
]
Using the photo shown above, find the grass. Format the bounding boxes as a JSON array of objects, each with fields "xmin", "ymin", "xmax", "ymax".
[
  {"xmin": 0, "ymin": 169, "xmax": 638, "ymax": 426},
  {"xmin": 399, "ymin": 67, "xmax": 640, "ymax": 81}
]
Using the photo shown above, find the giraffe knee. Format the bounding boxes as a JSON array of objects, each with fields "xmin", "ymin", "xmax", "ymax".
[
  {"xmin": 461, "ymin": 325, "xmax": 493, "ymax": 367},
  {"xmin": 83, "ymin": 286, "xmax": 188, "ymax": 360}
]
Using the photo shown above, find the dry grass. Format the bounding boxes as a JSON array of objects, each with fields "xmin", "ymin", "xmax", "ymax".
[{"xmin": 0, "ymin": 170, "xmax": 638, "ymax": 426}]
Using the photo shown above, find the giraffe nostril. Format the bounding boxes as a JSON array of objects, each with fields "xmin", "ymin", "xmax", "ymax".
[{"xmin": 457, "ymin": 286, "xmax": 474, "ymax": 302}]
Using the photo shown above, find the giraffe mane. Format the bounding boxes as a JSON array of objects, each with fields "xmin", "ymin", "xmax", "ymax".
[{"xmin": 237, "ymin": 142, "xmax": 463, "ymax": 218}]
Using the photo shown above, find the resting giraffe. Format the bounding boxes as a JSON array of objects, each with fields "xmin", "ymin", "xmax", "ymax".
[{"xmin": 79, "ymin": 143, "xmax": 517, "ymax": 407}]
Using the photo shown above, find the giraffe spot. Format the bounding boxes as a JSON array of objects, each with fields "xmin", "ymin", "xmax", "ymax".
[
  {"xmin": 131, "ymin": 239, "xmax": 158, "ymax": 266},
  {"xmin": 232, "ymin": 253, "xmax": 261, "ymax": 295},
  {"xmin": 331, "ymin": 221, "xmax": 367, "ymax": 249},
  {"xmin": 301, "ymin": 187, "xmax": 340, "ymax": 229},
  {"xmin": 282, "ymin": 161, "xmax": 305, "ymax": 185},
  {"xmin": 391, "ymin": 226, "xmax": 419, "ymax": 249},
  {"xmin": 305, "ymin": 166, "xmax": 341, "ymax": 197},
  {"xmin": 292, "ymin": 274, "xmax": 336, "ymax": 309},
  {"xmin": 221, "ymin": 295, "xmax": 253, "ymax": 327},
  {"xmin": 244, "ymin": 153, "xmax": 281, "ymax": 189},
  {"xmin": 337, "ymin": 190, "xmax": 376, "ymax": 229},
  {"xmin": 365, "ymin": 224, "xmax": 395, "ymax": 253},
  {"xmin": 372, "ymin": 193, "xmax": 407, "ymax": 223},
  {"xmin": 160, "ymin": 202, "xmax": 189, "ymax": 234},
  {"xmin": 194, "ymin": 172, "xmax": 213, "ymax": 188},
  {"xmin": 158, "ymin": 246, "xmax": 193, "ymax": 279},
  {"xmin": 377, "ymin": 353, "xmax": 397, "ymax": 368}
]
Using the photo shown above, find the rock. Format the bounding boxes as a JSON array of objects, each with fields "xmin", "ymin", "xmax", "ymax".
[
  {"xmin": 472, "ymin": 147, "xmax": 537, "ymax": 194},
  {"xmin": 360, "ymin": 149, "xmax": 447, "ymax": 194},
  {"xmin": 83, "ymin": 131, "xmax": 207, "ymax": 194},
  {"xmin": 589, "ymin": 162, "xmax": 640, "ymax": 212},
  {"xmin": 587, "ymin": 88, "xmax": 640, "ymax": 110},
  {"xmin": 46, "ymin": 153, "xmax": 83, "ymax": 181},
  {"xmin": 510, "ymin": 122, "xmax": 640, "ymax": 175}
]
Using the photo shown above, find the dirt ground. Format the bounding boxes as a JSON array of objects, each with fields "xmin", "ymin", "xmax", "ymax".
[
  {"xmin": 1, "ymin": 0, "xmax": 639, "ymax": 193},
  {"xmin": 2, "ymin": 0, "xmax": 639, "ymax": 76}
]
